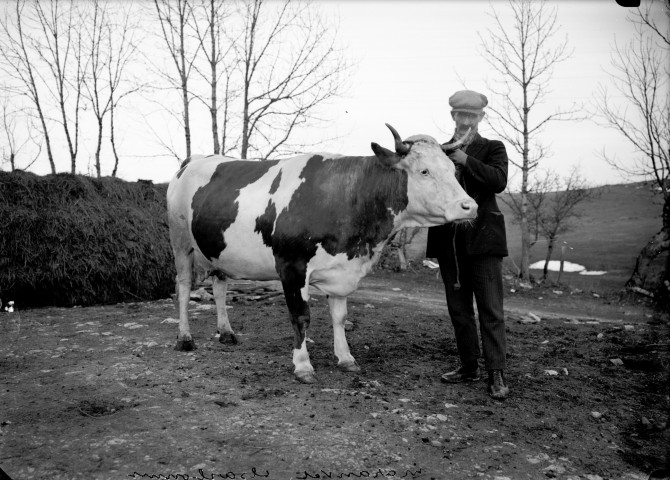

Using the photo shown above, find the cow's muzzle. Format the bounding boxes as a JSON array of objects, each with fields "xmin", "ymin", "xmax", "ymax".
[
  {"xmin": 460, "ymin": 198, "xmax": 477, "ymax": 214},
  {"xmin": 447, "ymin": 198, "xmax": 478, "ymax": 223}
]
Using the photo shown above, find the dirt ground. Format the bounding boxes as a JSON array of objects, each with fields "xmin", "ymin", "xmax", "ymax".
[{"xmin": 1, "ymin": 266, "xmax": 668, "ymax": 480}]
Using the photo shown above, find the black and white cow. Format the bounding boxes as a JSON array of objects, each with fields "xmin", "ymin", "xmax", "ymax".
[{"xmin": 167, "ymin": 124, "xmax": 477, "ymax": 383}]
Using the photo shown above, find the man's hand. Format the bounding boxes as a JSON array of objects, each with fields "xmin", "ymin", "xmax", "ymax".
[{"xmin": 448, "ymin": 149, "xmax": 468, "ymax": 166}]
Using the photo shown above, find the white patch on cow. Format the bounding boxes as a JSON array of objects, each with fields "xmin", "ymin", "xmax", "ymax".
[
  {"xmin": 328, "ymin": 296, "xmax": 356, "ymax": 367},
  {"xmin": 292, "ymin": 337, "xmax": 314, "ymax": 375},
  {"xmin": 304, "ymin": 240, "xmax": 388, "ymax": 299}
]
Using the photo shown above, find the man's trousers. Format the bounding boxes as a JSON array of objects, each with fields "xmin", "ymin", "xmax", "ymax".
[{"xmin": 436, "ymin": 253, "xmax": 507, "ymax": 371}]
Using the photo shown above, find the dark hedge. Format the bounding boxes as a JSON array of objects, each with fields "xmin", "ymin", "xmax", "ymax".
[{"xmin": 0, "ymin": 170, "xmax": 175, "ymax": 308}]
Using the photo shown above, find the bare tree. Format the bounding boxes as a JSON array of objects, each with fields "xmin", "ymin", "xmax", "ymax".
[
  {"xmin": 479, "ymin": 0, "xmax": 579, "ymax": 280},
  {"xmin": 594, "ymin": 0, "xmax": 669, "ymax": 298},
  {"xmin": 1, "ymin": 95, "xmax": 41, "ymax": 171},
  {"xmin": 503, "ymin": 168, "xmax": 596, "ymax": 281},
  {"xmin": 108, "ymin": 11, "xmax": 143, "ymax": 178},
  {"xmin": 504, "ymin": 171, "xmax": 553, "ymax": 250},
  {"xmin": 0, "ymin": 0, "xmax": 57, "ymax": 173},
  {"xmin": 190, "ymin": 0, "xmax": 238, "ymax": 155},
  {"xmin": 83, "ymin": 0, "xmax": 140, "ymax": 177},
  {"xmin": 154, "ymin": 0, "xmax": 200, "ymax": 159},
  {"xmin": 237, "ymin": 0, "xmax": 347, "ymax": 160},
  {"xmin": 33, "ymin": 0, "xmax": 87, "ymax": 174},
  {"xmin": 532, "ymin": 169, "xmax": 596, "ymax": 281},
  {"xmin": 85, "ymin": 0, "xmax": 111, "ymax": 178}
]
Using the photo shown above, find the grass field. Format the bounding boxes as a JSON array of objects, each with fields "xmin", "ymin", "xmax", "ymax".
[{"xmin": 500, "ymin": 181, "xmax": 664, "ymax": 292}]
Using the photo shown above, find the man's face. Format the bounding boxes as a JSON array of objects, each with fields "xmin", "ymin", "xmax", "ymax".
[{"xmin": 451, "ymin": 111, "xmax": 484, "ymax": 139}]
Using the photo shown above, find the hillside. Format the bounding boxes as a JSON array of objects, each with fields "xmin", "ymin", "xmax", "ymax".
[
  {"xmin": 409, "ymin": 182, "xmax": 664, "ymax": 292},
  {"xmin": 499, "ymin": 181, "xmax": 663, "ymax": 290}
]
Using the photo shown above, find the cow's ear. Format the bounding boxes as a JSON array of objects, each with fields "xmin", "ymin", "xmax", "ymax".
[{"xmin": 371, "ymin": 142, "xmax": 401, "ymax": 167}]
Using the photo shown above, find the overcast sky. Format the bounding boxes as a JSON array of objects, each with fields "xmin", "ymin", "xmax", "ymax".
[
  {"xmin": 14, "ymin": 0, "xmax": 669, "ymax": 189},
  {"xmin": 288, "ymin": 0, "xmax": 667, "ymax": 190}
]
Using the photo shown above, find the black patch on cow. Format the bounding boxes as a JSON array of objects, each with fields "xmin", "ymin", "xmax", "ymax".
[
  {"xmin": 269, "ymin": 170, "xmax": 282, "ymax": 194},
  {"xmin": 277, "ymin": 260, "xmax": 312, "ymax": 348},
  {"xmin": 255, "ymin": 200, "xmax": 277, "ymax": 247},
  {"xmin": 191, "ymin": 160, "xmax": 279, "ymax": 260},
  {"xmin": 265, "ymin": 155, "xmax": 409, "ymax": 290}
]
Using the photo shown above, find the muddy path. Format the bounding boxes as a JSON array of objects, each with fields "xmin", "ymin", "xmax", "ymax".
[{"xmin": 0, "ymin": 270, "xmax": 667, "ymax": 480}]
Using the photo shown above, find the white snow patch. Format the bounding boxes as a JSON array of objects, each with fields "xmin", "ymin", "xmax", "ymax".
[
  {"xmin": 579, "ymin": 270, "xmax": 607, "ymax": 276},
  {"xmin": 529, "ymin": 261, "xmax": 585, "ymax": 272},
  {"xmin": 530, "ymin": 260, "xmax": 607, "ymax": 276}
]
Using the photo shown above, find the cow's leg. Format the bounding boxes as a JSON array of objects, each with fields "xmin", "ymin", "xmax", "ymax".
[
  {"xmin": 212, "ymin": 275, "xmax": 238, "ymax": 345},
  {"xmin": 280, "ymin": 273, "xmax": 316, "ymax": 384},
  {"xmin": 328, "ymin": 296, "xmax": 360, "ymax": 372},
  {"xmin": 174, "ymin": 249, "xmax": 196, "ymax": 351}
]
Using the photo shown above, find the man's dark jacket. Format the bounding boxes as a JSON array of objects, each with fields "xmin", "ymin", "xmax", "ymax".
[{"xmin": 426, "ymin": 133, "xmax": 509, "ymax": 258}]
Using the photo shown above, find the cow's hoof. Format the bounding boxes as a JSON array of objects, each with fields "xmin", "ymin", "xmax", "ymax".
[
  {"xmin": 218, "ymin": 331, "xmax": 239, "ymax": 345},
  {"xmin": 338, "ymin": 360, "xmax": 361, "ymax": 372},
  {"xmin": 175, "ymin": 339, "xmax": 197, "ymax": 351},
  {"xmin": 295, "ymin": 371, "xmax": 317, "ymax": 384}
]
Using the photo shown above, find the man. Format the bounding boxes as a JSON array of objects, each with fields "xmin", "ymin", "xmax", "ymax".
[{"xmin": 426, "ymin": 90, "xmax": 510, "ymax": 400}]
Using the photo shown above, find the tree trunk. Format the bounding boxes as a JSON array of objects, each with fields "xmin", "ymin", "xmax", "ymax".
[
  {"xmin": 35, "ymin": 98, "xmax": 56, "ymax": 173},
  {"xmin": 627, "ymin": 195, "xmax": 670, "ymax": 301},
  {"xmin": 58, "ymin": 95, "xmax": 77, "ymax": 174},
  {"xmin": 626, "ymin": 229, "xmax": 669, "ymax": 290},
  {"xmin": 179, "ymin": 4, "xmax": 191, "ymax": 160},
  {"xmin": 558, "ymin": 244, "xmax": 566, "ymax": 284},
  {"xmin": 396, "ymin": 229, "xmax": 408, "ymax": 271},
  {"xmin": 95, "ymin": 117, "xmax": 103, "ymax": 178},
  {"xmin": 543, "ymin": 236, "xmax": 555, "ymax": 281},
  {"xmin": 520, "ymin": 196, "xmax": 531, "ymax": 279},
  {"xmin": 241, "ymin": 76, "xmax": 250, "ymax": 159},
  {"xmin": 240, "ymin": 0, "xmax": 257, "ymax": 160},
  {"xmin": 110, "ymin": 98, "xmax": 119, "ymax": 177},
  {"xmin": 519, "ymin": 74, "xmax": 531, "ymax": 280},
  {"xmin": 661, "ymin": 194, "xmax": 670, "ymax": 308},
  {"xmin": 181, "ymin": 72, "xmax": 191, "ymax": 159},
  {"xmin": 209, "ymin": 0, "xmax": 219, "ymax": 155}
]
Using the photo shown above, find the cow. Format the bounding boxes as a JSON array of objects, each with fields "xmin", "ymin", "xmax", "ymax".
[{"xmin": 166, "ymin": 124, "xmax": 477, "ymax": 383}]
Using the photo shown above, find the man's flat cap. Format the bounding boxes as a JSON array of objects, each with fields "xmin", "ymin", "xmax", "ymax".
[{"xmin": 449, "ymin": 90, "xmax": 488, "ymax": 114}]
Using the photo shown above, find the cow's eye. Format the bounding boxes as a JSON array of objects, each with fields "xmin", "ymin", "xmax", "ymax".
[{"xmin": 420, "ymin": 169, "xmax": 430, "ymax": 176}]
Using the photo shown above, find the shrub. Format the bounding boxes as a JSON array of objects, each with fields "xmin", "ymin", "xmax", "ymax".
[{"xmin": 0, "ymin": 171, "xmax": 175, "ymax": 308}]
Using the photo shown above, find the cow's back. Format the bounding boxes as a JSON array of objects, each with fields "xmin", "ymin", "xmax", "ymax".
[{"xmin": 168, "ymin": 154, "xmax": 313, "ymax": 281}]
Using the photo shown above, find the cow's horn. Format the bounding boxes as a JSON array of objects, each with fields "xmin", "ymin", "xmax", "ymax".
[
  {"xmin": 441, "ymin": 128, "xmax": 472, "ymax": 154},
  {"xmin": 385, "ymin": 123, "xmax": 410, "ymax": 155}
]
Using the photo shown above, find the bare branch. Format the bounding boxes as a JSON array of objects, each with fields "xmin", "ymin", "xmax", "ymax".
[
  {"xmin": 153, "ymin": 0, "xmax": 200, "ymax": 158},
  {"xmin": 593, "ymin": 13, "xmax": 669, "ymax": 198},
  {"xmin": 0, "ymin": 0, "xmax": 57, "ymax": 172},
  {"xmin": 238, "ymin": 0, "xmax": 349, "ymax": 159},
  {"xmin": 475, "ymin": 0, "xmax": 577, "ymax": 280}
]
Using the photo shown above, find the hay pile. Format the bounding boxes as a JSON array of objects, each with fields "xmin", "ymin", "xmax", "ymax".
[{"xmin": 0, "ymin": 171, "xmax": 175, "ymax": 308}]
